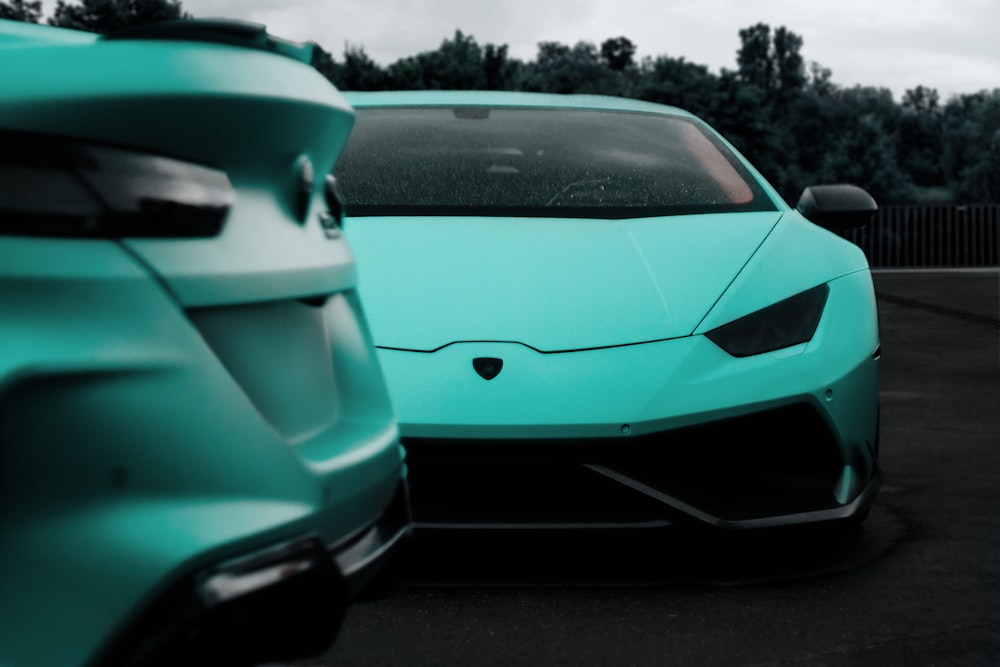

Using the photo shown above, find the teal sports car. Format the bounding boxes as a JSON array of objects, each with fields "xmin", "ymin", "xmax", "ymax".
[
  {"xmin": 0, "ymin": 20, "xmax": 409, "ymax": 667},
  {"xmin": 334, "ymin": 91, "xmax": 880, "ymax": 532}
]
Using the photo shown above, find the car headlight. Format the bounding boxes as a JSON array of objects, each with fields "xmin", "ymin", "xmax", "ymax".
[
  {"xmin": 0, "ymin": 132, "xmax": 234, "ymax": 239},
  {"xmin": 705, "ymin": 284, "xmax": 829, "ymax": 357}
]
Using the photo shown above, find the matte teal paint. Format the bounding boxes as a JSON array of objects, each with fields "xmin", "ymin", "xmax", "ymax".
[
  {"xmin": 0, "ymin": 20, "xmax": 403, "ymax": 667},
  {"xmin": 695, "ymin": 212, "xmax": 872, "ymax": 332},
  {"xmin": 379, "ymin": 271, "xmax": 877, "ymax": 439},
  {"xmin": 345, "ymin": 212, "xmax": 780, "ymax": 351},
  {"xmin": 0, "ymin": 238, "xmax": 404, "ymax": 666},
  {"xmin": 347, "ymin": 90, "xmax": 702, "ymax": 118},
  {"xmin": 342, "ymin": 91, "xmax": 879, "ymax": 526}
]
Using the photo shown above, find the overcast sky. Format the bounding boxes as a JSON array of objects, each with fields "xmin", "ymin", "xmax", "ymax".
[{"xmin": 46, "ymin": 0, "xmax": 1000, "ymax": 101}]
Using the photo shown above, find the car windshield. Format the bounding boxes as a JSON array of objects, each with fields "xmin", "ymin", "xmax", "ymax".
[{"xmin": 334, "ymin": 106, "xmax": 776, "ymax": 219}]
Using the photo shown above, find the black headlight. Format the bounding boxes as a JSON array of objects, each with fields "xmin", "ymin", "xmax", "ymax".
[
  {"xmin": 706, "ymin": 284, "xmax": 829, "ymax": 357},
  {"xmin": 0, "ymin": 132, "xmax": 234, "ymax": 239}
]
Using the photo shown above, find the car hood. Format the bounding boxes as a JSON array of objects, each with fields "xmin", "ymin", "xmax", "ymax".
[{"xmin": 345, "ymin": 212, "xmax": 782, "ymax": 352}]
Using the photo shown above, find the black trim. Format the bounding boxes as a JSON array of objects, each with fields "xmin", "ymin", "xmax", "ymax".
[
  {"xmin": 403, "ymin": 403, "xmax": 866, "ymax": 529},
  {"xmin": 90, "ymin": 537, "xmax": 347, "ymax": 667},
  {"xmin": 583, "ymin": 464, "xmax": 882, "ymax": 530},
  {"xmin": 0, "ymin": 131, "xmax": 233, "ymax": 239},
  {"xmin": 330, "ymin": 481, "xmax": 413, "ymax": 597},
  {"xmin": 90, "ymin": 482, "xmax": 412, "ymax": 667},
  {"xmin": 377, "ymin": 335, "xmax": 687, "ymax": 355},
  {"xmin": 344, "ymin": 202, "xmax": 776, "ymax": 220}
]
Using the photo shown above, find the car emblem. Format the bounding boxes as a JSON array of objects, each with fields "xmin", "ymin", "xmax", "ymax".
[{"xmin": 472, "ymin": 357, "xmax": 503, "ymax": 380}]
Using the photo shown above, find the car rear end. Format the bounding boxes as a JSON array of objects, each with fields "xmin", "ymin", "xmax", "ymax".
[{"xmin": 0, "ymin": 19, "xmax": 408, "ymax": 666}]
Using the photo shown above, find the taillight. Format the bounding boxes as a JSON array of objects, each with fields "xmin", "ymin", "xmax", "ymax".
[{"xmin": 0, "ymin": 132, "xmax": 234, "ymax": 238}]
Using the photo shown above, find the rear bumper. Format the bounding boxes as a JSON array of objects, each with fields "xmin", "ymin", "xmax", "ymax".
[
  {"xmin": 91, "ymin": 483, "xmax": 411, "ymax": 667},
  {"xmin": 332, "ymin": 479, "xmax": 413, "ymax": 597}
]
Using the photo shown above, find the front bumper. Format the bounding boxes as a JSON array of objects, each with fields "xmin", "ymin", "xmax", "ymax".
[
  {"xmin": 404, "ymin": 402, "xmax": 880, "ymax": 531},
  {"xmin": 382, "ymin": 270, "xmax": 880, "ymax": 532},
  {"xmin": 91, "ymin": 483, "xmax": 411, "ymax": 667}
]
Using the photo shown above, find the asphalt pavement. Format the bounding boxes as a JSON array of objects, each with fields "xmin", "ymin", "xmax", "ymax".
[{"xmin": 286, "ymin": 269, "xmax": 1000, "ymax": 666}]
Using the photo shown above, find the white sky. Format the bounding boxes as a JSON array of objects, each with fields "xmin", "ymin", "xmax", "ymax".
[{"xmin": 42, "ymin": 0, "xmax": 1000, "ymax": 101}]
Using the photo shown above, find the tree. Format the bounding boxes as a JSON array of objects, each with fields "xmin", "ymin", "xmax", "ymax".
[
  {"xmin": 49, "ymin": 0, "xmax": 188, "ymax": 34},
  {"xmin": 711, "ymin": 69, "xmax": 784, "ymax": 191},
  {"xmin": 817, "ymin": 108, "xmax": 912, "ymax": 203},
  {"xmin": 736, "ymin": 23, "xmax": 773, "ymax": 90},
  {"xmin": 387, "ymin": 30, "xmax": 486, "ymax": 90},
  {"xmin": 521, "ymin": 40, "xmax": 623, "ymax": 94},
  {"xmin": 807, "ymin": 61, "xmax": 836, "ymax": 97},
  {"xmin": 600, "ymin": 36, "xmax": 636, "ymax": 72},
  {"xmin": 483, "ymin": 43, "xmax": 520, "ymax": 90},
  {"xmin": 315, "ymin": 44, "xmax": 389, "ymax": 90},
  {"xmin": 941, "ymin": 90, "xmax": 1000, "ymax": 202},
  {"xmin": 633, "ymin": 55, "xmax": 718, "ymax": 118},
  {"xmin": 898, "ymin": 86, "xmax": 945, "ymax": 190},
  {"xmin": 902, "ymin": 85, "xmax": 940, "ymax": 113},
  {"xmin": 772, "ymin": 27, "xmax": 805, "ymax": 94},
  {"xmin": 736, "ymin": 23, "xmax": 805, "ymax": 95},
  {"xmin": 731, "ymin": 24, "xmax": 808, "ymax": 196},
  {"xmin": 0, "ymin": 0, "xmax": 42, "ymax": 22}
]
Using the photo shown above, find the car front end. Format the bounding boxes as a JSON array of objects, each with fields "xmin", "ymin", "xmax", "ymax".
[{"xmin": 335, "ymin": 91, "xmax": 879, "ymax": 534}]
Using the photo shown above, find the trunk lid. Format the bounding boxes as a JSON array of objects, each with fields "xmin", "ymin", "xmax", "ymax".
[{"xmin": 1, "ymin": 19, "xmax": 355, "ymax": 306}]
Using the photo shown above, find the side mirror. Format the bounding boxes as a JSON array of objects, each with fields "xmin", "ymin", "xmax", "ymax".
[{"xmin": 796, "ymin": 184, "xmax": 877, "ymax": 232}]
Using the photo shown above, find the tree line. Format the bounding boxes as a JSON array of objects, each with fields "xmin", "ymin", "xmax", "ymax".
[{"xmin": 4, "ymin": 0, "xmax": 998, "ymax": 205}]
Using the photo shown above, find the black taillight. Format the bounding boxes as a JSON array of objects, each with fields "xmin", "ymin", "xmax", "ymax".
[{"xmin": 0, "ymin": 132, "xmax": 234, "ymax": 238}]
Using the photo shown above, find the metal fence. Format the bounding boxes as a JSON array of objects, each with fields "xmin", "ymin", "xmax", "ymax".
[{"xmin": 839, "ymin": 204, "xmax": 1000, "ymax": 268}]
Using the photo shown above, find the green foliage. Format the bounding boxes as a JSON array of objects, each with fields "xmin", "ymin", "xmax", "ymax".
[
  {"xmin": 807, "ymin": 62, "xmax": 835, "ymax": 97},
  {"xmin": 600, "ymin": 36, "xmax": 636, "ymax": 72},
  {"xmin": 772, "ymin": 27, "xmax": 806, "ymax": 93},
  {"xmin": 386, "ymin": 30, "xmax": 488, "ymax": 90},
  {"xmin": 898, "ymin": 87, "xmax": 945, "ymax": 188},
  {"xmin": 521, "ymin": 40, "xmax": 629, "ymax": 95},
  {"xmin": 352, "ymin": 18, "xmax": 985, "ymax": 204},
  {"xmin": 902, "ymin": 85, "xmax": 940, "ymax": 112},
  {"xmin": 816, "ymin": 109, "xmax": 912, "ymax": 202},
  {"xmin": 5, "ymin": 7, "xmax": 997, "ymax": 204},
  {"xmin": 315, "ymin": 44, "xmax": 389, "ymax": 91},
  {"xmin": 736, "ymin": 23, "xmax": 773, "ymax": 90},
  {"xmin": 941, "ymin": 89, "xmax": 1000, "ymax": 202},
  {"xmin": 736, "ymin": 23, "xmax": 806, "ymax": 95},
  {"xmin": 483, "ymin": 43, "xmax": 517, "ymax": 90},
  {"xmin": 633, "ymin": 56, "xmax": 717, "ymax": 112},
  {"xmin": 0, "ymin": 0, "xmax": 42, "ymax": 22},
  {"xmin": 48, "ymin": 0, "xmax": 188, "ymax": 34}
]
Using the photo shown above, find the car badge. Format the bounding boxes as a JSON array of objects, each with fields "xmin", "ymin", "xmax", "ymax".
[{"xmin": 473, "ymin": 357, "xmax": 503, "ymax": 381}]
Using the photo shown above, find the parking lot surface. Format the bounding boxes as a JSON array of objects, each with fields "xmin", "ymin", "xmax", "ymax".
[{"xmin": 287, "ymin": 269, "xmax": 1000, "ymax": 666}]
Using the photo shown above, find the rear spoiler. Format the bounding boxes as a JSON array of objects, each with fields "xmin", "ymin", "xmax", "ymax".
[{"xmin": 103, "ymin": 18, "xmax": 317, "ymax": 65}]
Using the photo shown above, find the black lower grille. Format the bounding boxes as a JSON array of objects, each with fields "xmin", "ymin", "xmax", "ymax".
[{"xmin": 403, "ymin": 403, "xmax": 844, "ymax": 525}]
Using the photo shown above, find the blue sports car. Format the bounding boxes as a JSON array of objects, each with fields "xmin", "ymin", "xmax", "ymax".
[{"xmin": 334, "ymin": 91, "xmax": 880, "ymax": 531}]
